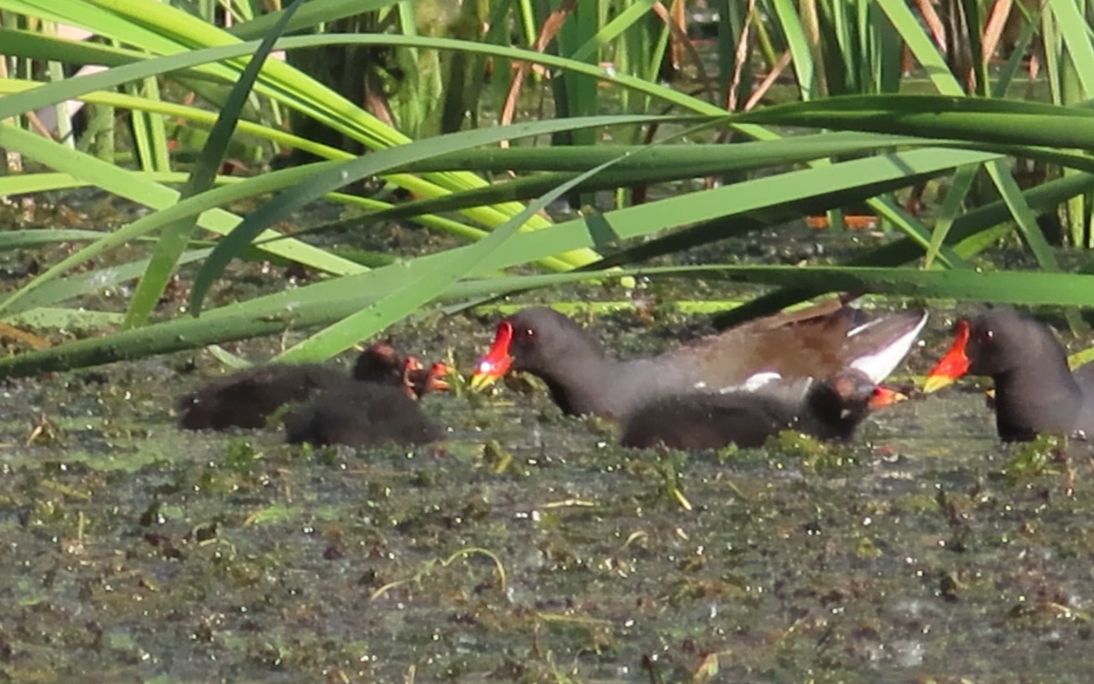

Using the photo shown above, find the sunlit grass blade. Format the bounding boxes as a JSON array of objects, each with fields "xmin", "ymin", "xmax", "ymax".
[
  {"xmin": 187, "ymin": 113, "xmax": 678, "ymax": 315},
  {"xmin": 228, "ymin": 0, "xmax": 394, "ymax": 40},
  {"xmin": 924, "ymin": 164, "xmax": 978, "ymax": 269},
  {"xmin": 4, "ymin": 250, "xmax": 211, "ymax": 318},
  {"xmin": 876, "ymin": 0, "xmax": 963, "ymax": 96},
  {"xmin": 593, "ymin": 171, "xmax": 967, "ymax": 271},
  {"xmin": 1049, "ymin": 0, "xmax": 1094, "ymax": 97},
  {"xmin": 720, "ymin": 172, "xmax": 1094, "ymax": 325},
  {"xmin": 251, "ymin": 147, "xmax": 1009, "ymax": 320},
  {"xmin": 0, "ymin": 141, "xmax": 1013, "ymax": 377},
  {"xmin": 737, "ymin": 95, "xmax": 1094, "ymax": 149},
  {"xmin": 2, "ymin": 307, "xmax": 124, "ymax": 330},
  {"xmin": 0, "ymin": 74, "xmax": 347, "ymax": 161},
  {"xmin": 0, "ymin": 129, "xmax": 363, "ymax": 315},
  {"xmin": 124, "ymin": 0, "xmax": 303, "ymax": 327},
  {"xmin": 275, "ymin": 145, "xmax": 636, "ymax": 362},
  {"xmin": 772, "ymin": 0, "xmax": 817, "ymax": 99},
  {"xmin": 0, "ymin": 229, "xmax": 123, "ymax": 248},
  {"xmin": 475, "ymin": 147, "xmax": 1001, "ymax": 269},
  {"xmin": 0, "ymin": 25, "xmax": 604, "ymax": 268},
  {"xmin": 8, "ymin": 265, "xmax": 1094, "ymax": 379}
]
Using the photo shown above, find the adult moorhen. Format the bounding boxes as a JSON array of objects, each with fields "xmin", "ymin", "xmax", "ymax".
[
  {"xmin": 283, "ymin": 382, "xmax": 443, "ymax": 447},
  {"xmin": 178, "ymin": 342, "xmax": 448, "ymax": 431},
  {"xmin": 620, "ymin": 369, "xmax": 904, "ymax": 449},
  {"xmin": 923, "ymin": 308, "xmax": 1094, "ymax": 442},
  {"xmin": 470, "ymin": 300, "xmax": 928, "ymax": 420}
]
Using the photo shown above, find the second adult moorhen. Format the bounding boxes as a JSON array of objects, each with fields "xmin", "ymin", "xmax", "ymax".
[
  {"xmin": 178, "ymin": 343, "xmax": 447, "ymax": 431},
  {"xmin": 470, "ymin": 300, "xmax": 928, "ymax": 420},
  {"xmin": 620, "ymin": 369, "xmax": 903, "ymax": 449},
  {"xmin": 923, "ymin": 308, "xmax": 1094, "ymax": 442},
  {"xmin": 283, "ymin": 382, "xmax": 443, "ymax": 447}
]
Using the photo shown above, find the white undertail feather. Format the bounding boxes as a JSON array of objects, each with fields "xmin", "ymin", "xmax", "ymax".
[
  {"xmin": 718, "ymin": 371, "xmax": 783, "ymax": 394},
  {"xmin": 846, "ymin": 318, "xmax": 883, "ymax": 338},
  {"xmin": 849, "ymin": 311, "xmax": 929, "ymax": 384}
]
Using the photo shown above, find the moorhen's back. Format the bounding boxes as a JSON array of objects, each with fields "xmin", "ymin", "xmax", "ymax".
[
  {"xmin": 178, "ymin": 364, "xmax": 346, "ymax": 431},
  {"xmin": 283, "ymin": 382, "xmax": 442, "ymax": 447}
]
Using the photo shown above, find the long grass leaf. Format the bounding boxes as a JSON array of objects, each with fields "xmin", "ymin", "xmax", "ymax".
[
  {"xmin": 923, "ymin": 164, "xmax": 978, "ymax": 269},
  {"xmin": 876, "ymin": 0, "xmax": 962, "ymax": 95},
  {"xmin": 228, "ymin": 0, "xmax": 395, "ymax": 40},
  {"xmin": 773, "ymin": 0, "xmax": 817, "ymax": 99},
  {"xmin": 275, "ymin": 149, "xmax": 635, "ymax": 362},
  {"xmin": 720, "ymin": 173, "xmax": 1094, "ymax": 324},
  {"xmin": 0, "ymin": 229, "xmax": 123, "ymax": 248},
  {"xmin": 736, "ymin": 95, "xmax": 1094, "ymax": 148},
  {"xmin": 1049, "ymin": 0, "xmax": 1094, "ymax": 97},
  {"xmin": 8, "ymin": 266, "xmax": 1094, "ymax": 378},
  {"xmin": 187, "ymin": 113, "xmax": 678, "ymax": 315},
  {"xmin": 0, "ymin": 130, "xmax": 363, "ymax": 315},
  {"xmin": 124, "ymin": 0, "xmax": 303, "ymax": 327}
]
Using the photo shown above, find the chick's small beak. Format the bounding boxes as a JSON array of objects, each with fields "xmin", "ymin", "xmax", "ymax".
[
  {"xmin": 868, "ymin": 385, "xmax": 908, "ymax": 410},
  {"xmin": 403, "ymin": 355, "xmax": 424, "ymax": 373},
  {"xmin": 469, "ymin": 321, "xmax": 514, "ymax": 392},
  {"xmin": 923, "ymin": 320, "xmax": 972, "ymax": 393},
  {"xmin": 400, "ymin": 356, "xmax": 426, "ymax": 398},
  {"xmin": 428, "ymin": 362, "xmax": 452, "ymax": 392}
]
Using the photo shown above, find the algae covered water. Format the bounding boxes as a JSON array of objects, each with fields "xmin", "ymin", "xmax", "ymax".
[{"xmin": 2, "ymin": 308, "xmax": 1093, "ymax": 682}]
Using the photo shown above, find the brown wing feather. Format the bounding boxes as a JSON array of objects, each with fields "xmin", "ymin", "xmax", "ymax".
[{"xmin": 667, "ymin": 299, "xmax": 857, "ymax": 386}]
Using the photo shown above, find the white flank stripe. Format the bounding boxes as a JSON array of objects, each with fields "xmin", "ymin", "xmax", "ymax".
[
  {"xmin": 718, "ymin": 371, "xmax": 783, "ymax": 394},
  {"xmin": 849, "ymin": 311, "xmax": 929, "ymax": 383}
]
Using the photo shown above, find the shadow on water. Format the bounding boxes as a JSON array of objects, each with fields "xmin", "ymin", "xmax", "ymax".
[{"xmin": 3, "ymin": 321, "xmax": 1094, "ymax": 682}]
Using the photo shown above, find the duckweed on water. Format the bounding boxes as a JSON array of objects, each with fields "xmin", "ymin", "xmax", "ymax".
[
  {"xmin": 1004, "ymin": 433, "xmax": 1068, "ymax": 484},
  {"xmin": 4, "ymin": 309, "xmax": 1094, "ymax": 681}
]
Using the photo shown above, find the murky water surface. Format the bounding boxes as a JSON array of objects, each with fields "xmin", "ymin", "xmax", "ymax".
[
  {"xmin": 2, "ymin": 305, "xmax": 1094, "ymax": 683},
  {"xmin": 2, "ymin": 197, "xmax": 1092, "ymax": 680}
]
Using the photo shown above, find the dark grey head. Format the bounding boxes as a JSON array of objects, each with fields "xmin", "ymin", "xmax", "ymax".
[
  {"xmin": 506, "ymin": 307, "xmax": 606, "ymax": 375},
  {"xmin": 472, "ymin": 307, "xmax": 608, "ymax": 384},
  {"xmin": 965, "ymin": 308, "xmax": 1067, "ymax": 378},
  {"xmin": 805, "ymin": 368, "xmax": 889, "ymax": 440},
  {"xmin": 352, "ymin": 341, "xmax": 404, "ymax": 384}
]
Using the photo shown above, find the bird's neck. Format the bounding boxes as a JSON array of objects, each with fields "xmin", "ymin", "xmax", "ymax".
[
  {"xmin": 793, "ymin": 380, "xmax": 858, "ymax": 440},
  {"xmin": 534, "ymin": 348, "xmax": 698, "ymax": 420},
  {"xmin": 533, "ymin": 352, "xmax": 627, "ymax": 419},
  {"xmin": 994, "ymin": 355, "xmax": 1080, "ymax": 440},
  {"xmin": 997, "ymin": 338, "xmax": 1079, "ymax": 404}
]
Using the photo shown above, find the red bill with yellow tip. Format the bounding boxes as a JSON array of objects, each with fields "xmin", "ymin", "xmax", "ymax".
[
  {"xmin": 868, "ymin": 385, "xmax": 908, "ymax": 410},
  {"xmin": 469, "ymin": 321, "xmax": 514, "ymax": 391},
  {"xmin": 923, "ymin": 319, "xmax": 972, "ymax": 393}
]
